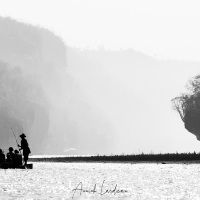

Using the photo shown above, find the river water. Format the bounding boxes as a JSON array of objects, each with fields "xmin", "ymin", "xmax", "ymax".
[{"xmin": 0, "ymin": 162, "xmax": 200, "ymax": 199}]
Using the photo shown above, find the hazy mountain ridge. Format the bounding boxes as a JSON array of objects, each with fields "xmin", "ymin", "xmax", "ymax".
[
  {"xmin": 1, "ymin": 16, "xmax": 200, "ymax": 155},
  {"xmin": 0, "ymin": 17, "xmax": 68, "ymax": 153},
  {"xmin": 0, "ymin": 17, "xmax": 66, "ymax": 72},
  {"xmin": 0, "ymin": 17, "xmax": 113, "ymax": 155},
  {"xmin": 67, "ymin": 48, "xmax": 200, "ymax": 154}
]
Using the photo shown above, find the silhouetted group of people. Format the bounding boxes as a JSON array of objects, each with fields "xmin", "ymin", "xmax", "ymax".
[
  {"xmin": 0, "ymin": 133, "xmax": 31, "ymax": 167},
  {"xmin": 0, "ymin": 147, "xmax": 22, "ymax": 166}
]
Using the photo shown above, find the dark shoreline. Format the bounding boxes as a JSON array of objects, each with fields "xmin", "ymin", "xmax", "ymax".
[{"xmin": 29, "ymin": 152, "xmax": 200, "ymax": 164}]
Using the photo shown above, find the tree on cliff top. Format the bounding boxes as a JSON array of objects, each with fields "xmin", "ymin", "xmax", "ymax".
[{"xmin": 172, "ymin": 75, "xmax": 200, "ymax": 140}]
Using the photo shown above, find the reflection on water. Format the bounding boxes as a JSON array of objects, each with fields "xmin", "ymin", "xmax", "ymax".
[{"xmin": 0, "ymin": 162, "xmax": 200, "ymax": 199}]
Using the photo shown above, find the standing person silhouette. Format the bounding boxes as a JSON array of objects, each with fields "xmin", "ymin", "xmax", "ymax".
[{"xmin": 18, "ymin": 133, "xmax": 31, "ymax": 165}]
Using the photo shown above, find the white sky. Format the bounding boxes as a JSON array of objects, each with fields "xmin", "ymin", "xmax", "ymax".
[{"xmin": 0, "ymin": 0, "xmax": 200, "ymax": 61}]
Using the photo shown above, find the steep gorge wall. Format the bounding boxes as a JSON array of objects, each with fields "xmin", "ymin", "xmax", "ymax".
[
  {"xmin": 0, "ymin": 17, "xmax": 114, "ymax": 155},
  {"xmin": 0, "ymin": 17, "xmax": 68, "ymax": 153}
]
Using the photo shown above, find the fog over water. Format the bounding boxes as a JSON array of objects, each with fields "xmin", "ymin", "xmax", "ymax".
[
  {"xmin": 67, "ymin": 48, "xmax": 200, "ymax": 154},
  {"xmin": 0, "ymin": 17, "xmax": 200, "ymax": 155}
]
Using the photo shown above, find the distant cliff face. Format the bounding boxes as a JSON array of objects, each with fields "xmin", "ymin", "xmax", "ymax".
[
  {"xmin": 0, "ymin": 17, "xmax": 67, "ymax": 153},
  {"xmin": 0, "ymin": 17, "xmax": 114, "ymax": 155},
  {"xmin": 0, "ymin": 60, "xmax": 49, "ymax": 152}
]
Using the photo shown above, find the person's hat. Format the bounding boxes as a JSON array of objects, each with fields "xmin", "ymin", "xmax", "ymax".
[{"xmin": 19, "ymin": 133, "xmax": 26, "ymax": 138}]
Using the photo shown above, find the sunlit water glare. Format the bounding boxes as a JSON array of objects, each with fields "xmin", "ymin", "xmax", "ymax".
[{"xmin": 0, "ymin": 162, "xmax": 200, "ymax": 199}]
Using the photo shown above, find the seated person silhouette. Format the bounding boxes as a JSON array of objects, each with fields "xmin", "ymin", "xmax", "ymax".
[
  {"xmin": 6, "ymin": 147, "xmax": 15, "ymax": 164},
  {"xmin": 0, "ymin": 149, "xmax": 5, "ymax": 163},
  {"xmin": 14, "ymin": 150, "xmax": 22, "ymax": 166}
]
